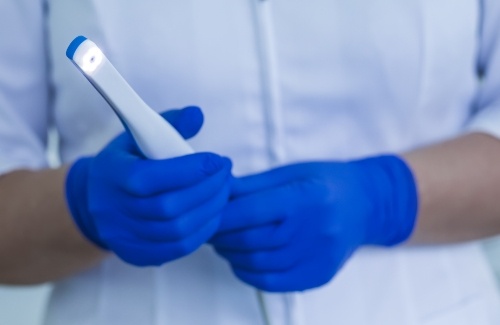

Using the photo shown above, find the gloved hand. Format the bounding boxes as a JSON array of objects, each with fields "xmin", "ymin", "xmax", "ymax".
[
  {"xmin": 66, "ymin": 106, "xmax": 233, "ymax": 266},
  {"xmin": 211, "ymin": 155, "xmax": 418, "ymax": 292}
]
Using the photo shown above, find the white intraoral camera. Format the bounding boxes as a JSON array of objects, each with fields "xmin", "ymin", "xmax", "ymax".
[{"xmin": 66, "ymin": 36, "xmax": 194, "ymax": 160}]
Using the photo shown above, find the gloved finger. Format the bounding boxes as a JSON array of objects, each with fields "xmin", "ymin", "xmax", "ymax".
[
  {"xmin": 120, "ymin": 166, "xmax": 232, "ymax": 220},
  {"xmin": 214, "ymin": 242, "xmax": 306, "ymax": 273},
  {"xmin": 120, "ymin": 153, "xmax": 232, "ymax": 197},
  {"xmin": 99, "ymin": 131, "xmax": 143, "ymax": 160},
  {"xmin": 123, "ymin": 183, "xmax": 231, "ymax": 242},
  {"xmin": 231, "ymin": 251, "xmax": 339, "ymax": 292},
  {"xmin": 105, "ymin": 216, "xmax": 221, "ymax": 267},
  {"xmin": 231, "ymin": 163, "xmax": 324, "ymax": 198},
  {"xmin": 210, "ymin": 220, "xmax": 298, "ymax": 252},
  {"xmin": 218, "ymin": 182, "xmax": 310, "ymax": 233},
  {"xmin": 160, "ymin": 106, "xmax": 204, "ymax": 140}
]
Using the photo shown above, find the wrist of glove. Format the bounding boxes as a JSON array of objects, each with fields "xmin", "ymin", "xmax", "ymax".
[
  {"xmin": 352, "ymin": 155, "xmax": 418, "ymax": 246},
  {"xmin": 66, "ymin": 157, "xmax": 107, "ymax": 249},
  {"xmin": 211, "ymin": 155, "xmax": 418, "ymax": 292}
]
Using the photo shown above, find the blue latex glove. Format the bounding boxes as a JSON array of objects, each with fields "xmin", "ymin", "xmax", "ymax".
[
  {"xmin": 211, "ymin": 155, "xmax": 418, "ymax": 292},
  {"xmin": 66, "ymin": 106, "xmax": 233, "ymax": 266}
]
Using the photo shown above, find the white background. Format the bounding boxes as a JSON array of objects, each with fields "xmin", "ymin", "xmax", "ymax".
[
  {"xmin": 1, "ymin": 242, "xmax": 500, "ymax": 325},
  {"xmin": 0, "ymin": 285, "xmax": 51, "ymax": 325}
]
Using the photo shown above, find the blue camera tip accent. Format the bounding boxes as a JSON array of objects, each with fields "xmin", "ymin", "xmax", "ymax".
[{"xmin": 66, "ymin": 36, "xmax": 88, "ymax": 60}]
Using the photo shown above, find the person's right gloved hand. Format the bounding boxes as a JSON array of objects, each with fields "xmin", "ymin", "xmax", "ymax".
[{"xmin": 65, "ymin": 106, "xmax": 233, "ymax": 266}]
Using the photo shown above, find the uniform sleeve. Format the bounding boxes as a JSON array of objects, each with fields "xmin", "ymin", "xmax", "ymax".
[
  {"xmin": 0, "ymin": 0, "xmax": 50, "ymax": 175},
  {"xmin": 467, "ymin": 0, "xmax": 500, "ymax": 138}
]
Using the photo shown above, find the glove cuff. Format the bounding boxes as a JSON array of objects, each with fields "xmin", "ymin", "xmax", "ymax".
[
  {"xmin": 65, "ymin": 158, "xmax": 107, "ymax": 249},
  {"xmin": 358, "ymin": 155, "xmax": 419, "ymax": 246}
]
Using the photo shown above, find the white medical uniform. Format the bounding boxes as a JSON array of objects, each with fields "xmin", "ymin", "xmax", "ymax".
[{"xmin": 2, "ymin": 0, "xmax": 500, "ymax": 324}]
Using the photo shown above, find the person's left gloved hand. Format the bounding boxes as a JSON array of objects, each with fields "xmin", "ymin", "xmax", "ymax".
[{"xmin": 210, "ymin": 155, "xmax": 418, "ymax": 292}]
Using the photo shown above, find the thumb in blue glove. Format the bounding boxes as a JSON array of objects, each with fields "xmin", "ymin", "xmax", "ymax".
[
  {"xmin": 66, "ymin": 106, "xmax": 233, "ymax": 266},
  {"xmin": 211, "ymin": 155, "xmax": 418, "ymax": 292}
]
